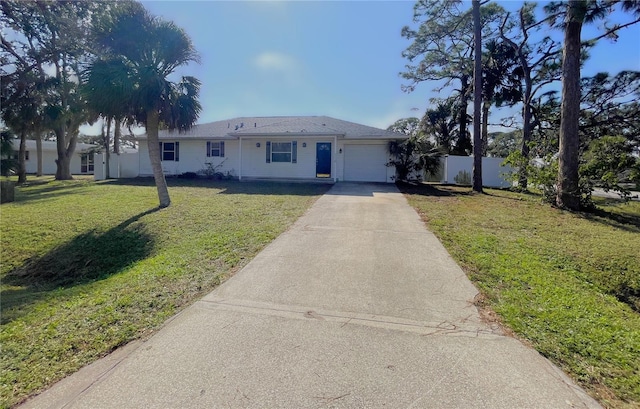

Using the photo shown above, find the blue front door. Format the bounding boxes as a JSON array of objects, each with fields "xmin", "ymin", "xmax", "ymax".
[{"xmin": 316, "ymin": 142, "xmax": 331, "ymax": 178}]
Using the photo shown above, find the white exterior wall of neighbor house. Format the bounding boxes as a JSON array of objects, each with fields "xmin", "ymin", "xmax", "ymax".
[
  {"xmin": 29, "ymin": 149, "xmax": 60, "ymax": 174},
  {"xmin": 11, "ymin": 140, "xmax": 95, "ymax": 175}
]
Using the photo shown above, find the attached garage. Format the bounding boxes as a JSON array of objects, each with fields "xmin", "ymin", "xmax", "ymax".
[{"xmin": 343, "ymin": 144, "xmax": 389, "ymax": 182}]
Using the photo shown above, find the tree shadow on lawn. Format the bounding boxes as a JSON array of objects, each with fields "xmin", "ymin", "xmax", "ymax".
[
  {"xmin": 10, "ymin": 183, "xmax": 89, "ymax": 206},
  {"xmin": 396, "ymin": 182, "xmax": 474, "ymax": 197},
  {"xmin": 104, "ymin": 178, "xmax": 332, "ymax": 196},
  {"xmin": 578, "ymin": 207, "xmax": 640, "ymax": 234},
  {"xmin": 1, "ymin": 208, "xmax": 158, "ymax": 325},
  {"xmin": 399, "ymin": 182, "xmax": 640, "ymax": 233}
]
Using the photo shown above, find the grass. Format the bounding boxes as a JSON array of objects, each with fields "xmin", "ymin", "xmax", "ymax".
[
  {"xmin": 399, "ymin": 183, "xmax": 640, "ymax": 409},
  {"xmin": 0, "ymin": 176, "xmax": 331, "ymax": 408}
]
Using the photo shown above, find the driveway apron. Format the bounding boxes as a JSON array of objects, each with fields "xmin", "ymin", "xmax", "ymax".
[{"xmin": 20, "ymin": 183, "xmax": 601, "ymax": 409}]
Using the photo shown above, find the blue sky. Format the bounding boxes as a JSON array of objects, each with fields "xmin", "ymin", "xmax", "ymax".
[{"xmin": 136, "ymin": 0, "xmax": 640, "ymax": 131}]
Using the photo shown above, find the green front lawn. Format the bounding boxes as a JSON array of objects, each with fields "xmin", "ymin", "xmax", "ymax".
[
  {"xmin": 400, "ymin": 183, "xmax": 640, "ymax": 409},
  {"xmin": 0, "ymin": 177, "xmax": 330, "ymax": 408}
]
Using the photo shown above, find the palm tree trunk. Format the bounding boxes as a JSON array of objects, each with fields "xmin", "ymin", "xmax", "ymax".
[
  {"xmin": 35, "ymin": 131, "xmax": 43, "ymax": 177},
  {"xmin": 557, "ymin": 1, "xmax": 584, "ymax": 210},
  {"xmin": 18, "ymin": 130, "xmax": 27, "ymax": 184},
  {"xmin": 146, "ymin": 109, "xmax": 171, "ymax": 208},
  {"xmin": 472, "ymin": 0, "xmax": 483, "ymax": 193}
]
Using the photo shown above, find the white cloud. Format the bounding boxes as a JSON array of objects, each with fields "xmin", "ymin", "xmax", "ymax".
[{"xmin": 253, "ymin": 51, "xmax": 298, "ymax": 73}]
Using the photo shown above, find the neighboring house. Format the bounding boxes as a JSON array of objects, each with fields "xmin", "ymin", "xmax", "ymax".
[
  {"xmin": 11, "ymin": 139, "xmax": 98, "ymax": 175},
  {"xmin": 136, "ymin": 116, "xmax": 408, "ymax": 183}
]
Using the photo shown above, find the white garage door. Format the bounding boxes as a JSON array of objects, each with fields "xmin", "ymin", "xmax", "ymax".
[{"xmin": 343, "ymin": 144, "xmax": 388, "ymax": 182}]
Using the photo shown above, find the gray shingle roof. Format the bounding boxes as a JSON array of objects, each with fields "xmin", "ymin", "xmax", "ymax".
[
  {"xmin": 142, "ymin": 116, "xmax": 407, "ymax": 140},
  {"xmin": 14, "ymin": 140, "xmax": 99, "ymax": 152}
]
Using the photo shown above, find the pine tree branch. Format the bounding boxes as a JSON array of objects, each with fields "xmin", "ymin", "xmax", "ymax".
[{"xmin": 583, "ymin": 17, "xmax": 640, "ymax": 44}]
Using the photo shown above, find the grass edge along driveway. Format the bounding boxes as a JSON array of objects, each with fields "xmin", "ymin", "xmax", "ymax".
[
  {"xmin": 400, "ymin": 183, "xmax": 640, "ymax": 409},
  {"xmin": 0, "ymin": 177, "xmax": 331, "ymax": 408}
]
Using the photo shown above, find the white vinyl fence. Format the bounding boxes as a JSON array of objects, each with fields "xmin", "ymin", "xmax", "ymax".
[
  {"xmin": 94, "ymin": 151, "xmax": 140, "ymax": 180},
  {"xmin": 425, "ymin": 155, "xmax": 513, "ymax": 188}
]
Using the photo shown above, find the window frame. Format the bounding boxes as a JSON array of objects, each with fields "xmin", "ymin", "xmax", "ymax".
[
  {"xmin": 266, "ymin": 140, "xmax": 297, "ymax": 164},
  {"xmin": 160, "ymin": 141, "xmax": 180, "ymax": 162},
  {"xmin": 206, "ymin": 141, "xmax": 225, "ymax": 157},
  {"xmin": 271, "ymin": 141, "xmax": 292, "ymax": 163}
]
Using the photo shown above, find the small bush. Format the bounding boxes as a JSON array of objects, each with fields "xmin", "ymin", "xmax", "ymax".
[{"xmin": 387, "ymin": 138, "xmax": 441, "ymax": 182}]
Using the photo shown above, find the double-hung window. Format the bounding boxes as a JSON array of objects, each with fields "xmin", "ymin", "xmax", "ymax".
[
  {"xmin": 266, "ymin": 141, "xmax": 297, "ymax": 163},
  {"xmin": 206, "ymin": 141, "xmax": 225, "ymax": 157},
  {"xmin": 160, "ymin": 142, "xmax": 179, "ymax": 161}
]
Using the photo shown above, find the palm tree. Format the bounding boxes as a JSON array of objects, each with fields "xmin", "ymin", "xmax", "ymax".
[
  {"xmin": 89, "ymin": 2, "xmax": 201, "ymax": 207},
  {"xmin": 83, "ymin": 57, "xmax": 137, "ymax": 179},
  {"xmin": 422, "ymin": 101, "xmax": 458, "ymax": 154}
]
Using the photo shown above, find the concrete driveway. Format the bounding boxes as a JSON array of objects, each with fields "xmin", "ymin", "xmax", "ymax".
[{"xmin": 20, "ymin": 183, "xmax": 601, "ymax": 409}]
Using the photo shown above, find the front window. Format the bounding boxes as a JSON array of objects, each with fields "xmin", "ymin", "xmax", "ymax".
[
  {"xmin": 266, "ymin": 141, "xmax": 297, "ymax": 163},
  {"xmin": 271, "ymin": 142, "xmax": 292, "ymax": 163},
  {"xmin": 160, "ymin": 142, "xmax": 179, "ymax": 161},
  {"xmin": 207, "ymin": 141, "xmax": 225, "ymax": 157}
]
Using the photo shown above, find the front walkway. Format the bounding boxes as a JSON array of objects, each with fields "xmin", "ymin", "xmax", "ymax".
[{"xmin": 20, "ymin": 183, "xmax": 600, "ymax": 408}]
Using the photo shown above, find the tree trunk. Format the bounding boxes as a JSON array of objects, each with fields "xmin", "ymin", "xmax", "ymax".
[
  {"xmin": 54, "ymin": 127, "xmax": 73, "ymax": 180},
  {"xmin": 557, "ymin": 2, "xmax": 584, "ymax": 210},
  {"xmin": 481, "ymin": 100, "xmax": 490, "ymax": 156},
  {"xmin": 35, "ymin": 131, "xmax": 43, "ymax": 176},
  {"xmin": 17, "ymin": 130, "xmax": 27, "ymax": 184},
  {"xmin": 146, "ymin": 109, "xmax": 171, "ymax": 208},
  {"xmin": 472, "ymin": 0, "xmax": 483, "ymax": 193}
]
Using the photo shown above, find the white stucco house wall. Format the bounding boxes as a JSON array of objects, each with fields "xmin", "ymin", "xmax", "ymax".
[
  {"xmin": 136, "ymin": 116, "xmax": 407, "ymax": 183},
  {"xmin": 11, "ymin": 139, "xmax": 98, "ymax": 175}
]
